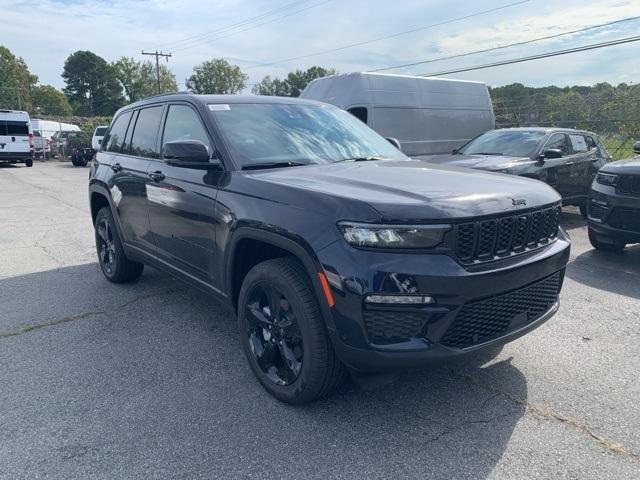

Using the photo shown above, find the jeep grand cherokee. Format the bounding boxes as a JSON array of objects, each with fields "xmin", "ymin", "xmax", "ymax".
[{"xmin": 88, "ymin": 94, "xmax": 571, "ymax": 404}]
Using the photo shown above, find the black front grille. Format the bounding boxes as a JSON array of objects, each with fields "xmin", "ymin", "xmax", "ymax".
[
  {"xmin": 618, "ymin": 175, "xmax": 640, "ymax": 195},
  {"xmin": 455, "ymin": 206, "xmax": 561, "ymax": 264},
  {"xmin": 608, "ymin": 208, "xmax": 640, "ymax": 233},
  {"xmin": 440, "ymin": 272, "xmax": 562, "ymax": 349},
  {"xmin": 363, "ymin": 310, "xmax": 426, "ymax": 342}
]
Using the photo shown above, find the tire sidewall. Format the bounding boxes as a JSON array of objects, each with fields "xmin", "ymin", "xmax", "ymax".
[
  {"xmin": 95, "ymin": 207, "xmax": 122, "ymax": 280},
  {"xmin": 238, "ymin": 261, "xmax": 325, "ymax": 402}
]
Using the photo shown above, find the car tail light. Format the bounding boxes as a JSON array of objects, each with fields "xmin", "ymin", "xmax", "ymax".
[{"xmin": 29, "ymin": 132, "xmax": 34, "ymax": 148}]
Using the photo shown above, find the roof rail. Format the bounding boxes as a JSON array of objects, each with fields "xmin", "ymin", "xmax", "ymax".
[{"xmin": 142, "ymin": 91, "xmax": 191, "ymax": 100}]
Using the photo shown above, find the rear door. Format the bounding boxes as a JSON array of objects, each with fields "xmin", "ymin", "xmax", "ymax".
[
  {"xmin": 146, "ymin": 102, "xmax": 221, "ymax": 286},
  {"xmin": 567, "ymin": 133, "xmax": 599, "ymax": 200},
  {"xmin": 105, "ymin": 107, "xmax": 160, "ymax": 254},
  {"xmin": 4, "ymin": 118, "xmax": 31, "ymax": 158}
]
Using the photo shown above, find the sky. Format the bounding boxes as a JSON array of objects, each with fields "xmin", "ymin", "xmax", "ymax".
[{"xmin": 2, "ymin": 0, "xmax": 640, "ymax": 92}]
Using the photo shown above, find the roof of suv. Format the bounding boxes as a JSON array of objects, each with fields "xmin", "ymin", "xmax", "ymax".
[
  {"xmin": 120, "ymin": 92, "xmax": 325, "ymax": 113},
  {"xmin": 495, "ymin": 126, "xmax": 597, "ymax": 136}
]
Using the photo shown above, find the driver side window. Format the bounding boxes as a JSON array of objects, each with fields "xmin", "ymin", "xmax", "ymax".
[
  {"xmin": 162, "ymin": 104, "xmax": 213, "ymax": 154},
  {"xmin": 545, "ymin": 133, "xmax": 571, "ymax": 156}
]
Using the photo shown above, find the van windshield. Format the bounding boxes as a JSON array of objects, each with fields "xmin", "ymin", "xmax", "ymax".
[
  {"xmin": 208, "ymin": 103, "xmax": 408, "ymax": 168},
  {"xmin": 459, "ymin": 130, "xmax": 546, "ymax": 158}
]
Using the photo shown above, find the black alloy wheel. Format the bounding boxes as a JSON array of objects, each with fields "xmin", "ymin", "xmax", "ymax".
[
  {"xmin": 97, "ymin": 216, "xmax": 116, "ymax": 276},
  {"xmin": 245, "ymin": 283, "xmax": 304, "ymax": 386}
]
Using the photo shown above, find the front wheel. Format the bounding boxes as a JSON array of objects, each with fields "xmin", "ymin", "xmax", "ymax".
[
  {"xmin": 94, "ymin": 207, "xmax": 144, "ymax": 283},
  {"xmin": 579, "ymin": 204, "xmax": 588, "ymax": 219},
  {"xmin": 588, "ymin": 228, "xmax": 625, "ymax": 251},
  {"xmin": 25, "ymin": 159, "xmax": 33, "ymax": 167},
  {"xmin": 238, "ymin": 258, "xmax": 347, "ymax": 404}
]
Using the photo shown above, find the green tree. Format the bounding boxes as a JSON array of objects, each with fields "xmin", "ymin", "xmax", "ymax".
[
  {"xmin": 283, "ymin": 66, "xmax": 336, "ymax": 97},
  {"xmin": 186, "ymin": 59, "xmax": 247, "ymax": 94},
  {"xmin": 0, "ymin": 46, "xmax": 37, "ymax": 110},
  {"xmin": 112, "ymin": 57, "xmax": 177, "ymax": 101},
  {"xmin": 252, "ymin": 66, "xmax": 336, "ymax": 97},
  {"xmin": 251, "ymin": 75, "xmax": 289, "ymax": 96},
  {"xmin": 62, "ymin": 50, "xmax": 124, "ymax": 116},
  {"xmin": 31, "ymin": 85, "xmax": 72, "ymax": 116}
]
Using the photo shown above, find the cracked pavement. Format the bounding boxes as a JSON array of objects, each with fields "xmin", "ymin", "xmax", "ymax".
[{"xmin": 1, "ymin": 162, "xmax": 639, "ymax": 479}]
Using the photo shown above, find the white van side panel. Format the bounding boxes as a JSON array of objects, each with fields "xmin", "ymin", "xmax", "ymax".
[{"xmin": 301, "ymin": 72, "xmax": 495, "ymax": 156}]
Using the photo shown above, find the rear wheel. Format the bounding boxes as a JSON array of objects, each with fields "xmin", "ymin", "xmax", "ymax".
[
  {"xmin": 25, "ymin": 159, "xmax": 33, "ymax": 167},
  {"xmin": 94, "ymin": 207, "xmax": 144, "ymax": 283},
  {"xmin": 588, "ymin": 228, "xmax": 625, "ymax": 251},
  {"xmin": 238, "ymin": 258, "xmax": 347, "ymax": 404}
]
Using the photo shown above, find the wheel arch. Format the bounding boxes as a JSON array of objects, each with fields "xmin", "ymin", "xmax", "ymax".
[{"xmin": 225, "ymin": 227, "xmax": 334, "ymax": 324}]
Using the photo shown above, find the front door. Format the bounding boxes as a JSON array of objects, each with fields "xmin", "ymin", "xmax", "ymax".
[
  {"xmin": 539, "ymin": 133, "xmax": 575, "ymax": 202},
  {"xmin": 146, "ymin": 103, "xmax": 222, "ymax": 287}
]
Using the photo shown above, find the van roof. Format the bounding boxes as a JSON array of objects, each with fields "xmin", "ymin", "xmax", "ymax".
[{"xmin": 300, "ymin": 72, "xmax": 492, "ymax": 110}]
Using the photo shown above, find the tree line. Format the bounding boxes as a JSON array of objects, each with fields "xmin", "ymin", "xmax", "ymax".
[{"xmin": 0, "ymin": 45, "xmax": 336, "ymax": 118}]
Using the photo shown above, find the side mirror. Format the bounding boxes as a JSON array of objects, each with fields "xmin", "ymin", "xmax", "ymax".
[
  {"xmin": 633, "ymin": 141, "xmax": 640, "ymax": 155},
  {"xmin": 162, "ymin": 140, "xmax": 220, "ymax": 169},
  {"xmin": 542, "ymin": 148, "xmax": 563, "ymax": 159},
  {"xmin": 386, "ymin": 137, "xmax": 401, "ymax": 150},
  {"xmin": 451, "ymin": 148, "xmax": 459, "ymax": 154}
]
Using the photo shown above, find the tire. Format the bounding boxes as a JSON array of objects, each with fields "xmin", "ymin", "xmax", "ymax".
[
  {"xmin": 94, "ymin": 207, "xmax": 144, "ymax": 283},
  {"xmin": 579, "ymin": 204, "xmax": 588, "ymax": 219},
  {"xmin": 25, "ymin": 159, "xmax": 33, "ymax": 167},
  {"xmin": 238, "ymin": 257, "xmax": 347, "ymax": 404},
  {"xmin": 71, "ymin": 155, "xmax": 78, "ymax": 166},
  {"xmin": 588, "ymin": 228, "xmax": 625, "ymax": 251}
]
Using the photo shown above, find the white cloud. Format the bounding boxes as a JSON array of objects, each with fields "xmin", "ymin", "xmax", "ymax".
[{"xmin": 1, "ymin": 0, "xmax": 639, "ymax": 91}]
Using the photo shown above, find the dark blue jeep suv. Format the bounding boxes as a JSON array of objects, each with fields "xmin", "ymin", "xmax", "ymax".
[{"xmin": 89, "ymin": 94, "xmax": 570, "ymax": 403}]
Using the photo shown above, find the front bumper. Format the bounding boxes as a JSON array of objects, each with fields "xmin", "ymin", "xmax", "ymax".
[
  {"xmin": 318, "ymin": 230, "xmax": 571, "ymax": 371},
  {"xmin": 588, "ymin": 183, "xmax": 640, "ymax": 243}
]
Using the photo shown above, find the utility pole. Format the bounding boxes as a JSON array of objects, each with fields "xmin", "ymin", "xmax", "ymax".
[{"xmin": 142, "ymin": 50, "xmax": 172, "ymax": 94}]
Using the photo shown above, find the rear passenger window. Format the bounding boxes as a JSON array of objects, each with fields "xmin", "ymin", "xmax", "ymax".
[
  {"xmin": 0, "ymin": 122, "xmax": 6, "ymax": 136},
  {"xmin": 6, "ymin": 121, "xmax": 29, "ymax": 135},
  {"xmin": 105, "ymin": 111, "xmax": 132, "ymax": 153},
  {"xmin": 162, "ymin": 104, "xmax": 212, "ymax": 152},
  {"xmin": 130, "ymin": 106, "xmax": 163, "ymax": 158},
  {"xmin": 347, "ymin": 107, "xmax": 368, "ymax": 124},
  {"xmin": 569, "ymin": 134, "xmax": 588, "ymax": 153}
]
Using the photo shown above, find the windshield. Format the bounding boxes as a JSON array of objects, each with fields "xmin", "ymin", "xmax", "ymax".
[
  {"xmin": 95, "ymin": 127, "xmax": 108, "ymax": 136},
  {"xmin": 460, "ymin": 130, "xmax": 546, "ymax": 158},
  {"xmin": 208, "ymin": 103, "xmax": 408, "ymax": 167}
]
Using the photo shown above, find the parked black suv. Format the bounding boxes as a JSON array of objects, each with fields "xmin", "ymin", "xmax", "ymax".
[
  {"xmin": 427, "ymin": 128, "xmax": 611, "ymax": 217},
  {"xmin": 89, "ymin": 94, "xmax": 571, "ymax": 403},
  {"xmin": 587, "ymin": 157, "xmax": 640, "ymax": 250}
]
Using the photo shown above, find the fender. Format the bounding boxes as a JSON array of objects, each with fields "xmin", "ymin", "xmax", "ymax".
[
  {"xmin": 88, "ymin": 180, "xmax": 128, "ymax": 247},
  {"xmin": 224, "ymin": 225, "xmax": 337, "ymax": 332}
]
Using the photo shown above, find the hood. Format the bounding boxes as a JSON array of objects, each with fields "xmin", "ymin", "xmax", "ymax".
[
  {"xmin": 422, "ymin": 153, "xmax": 534, "ymax": 172},
  {"xmin": 600, "ymin": 157, "xmax": 640, "ymax": 174},
  {"xmin": 249, "ymin": 160, "xmax": 560, "ymax": 222}
]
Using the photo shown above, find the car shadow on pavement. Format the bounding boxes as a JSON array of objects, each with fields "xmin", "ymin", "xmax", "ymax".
[
  {"xmin": 566, "ymin": 244, "xmax": 640, "ymax": 300},
  {"xmin": 0, "ymin": 264, "xmax": 527, "ymax": 479}
]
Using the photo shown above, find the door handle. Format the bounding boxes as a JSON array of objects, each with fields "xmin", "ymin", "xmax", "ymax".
[
  {"xmin": 111, "ymin": 162, "xmax": 122, "ymax": 172},
  {"xmin": 148, "ymin": 171, "xmax": 165, "ymax": 182}
]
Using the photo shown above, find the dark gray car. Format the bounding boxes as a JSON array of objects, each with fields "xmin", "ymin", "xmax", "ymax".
[
  {"xmin": 425, "ymin": 128, "xmax": 611, "ymax": 217},
  {"xmin": 587, "ymin": 157, "xmax": 640, "ymax": 250}
]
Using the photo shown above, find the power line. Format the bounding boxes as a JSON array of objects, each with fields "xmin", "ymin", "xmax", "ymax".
[
  {"xmin": 152, "ymin": 0, "xmax": 311, "ymax": 51},
  {"xmin": 142, "ymin": 50, "xmax": 172, "ymax": 94},
  {"xmin": 369, "ymin": 15, "xmax": 640, "ymax": 73},
  {"xmin": 171, "ymin": 0, "xmax": 333, "ymax": 53},
  {"xmin": 418, "ymin": 34, "xmax": 640, "ymax": 77},
  {"xmin": 243, "ymin": 0, "xmax": 529, "ymax": 69}
]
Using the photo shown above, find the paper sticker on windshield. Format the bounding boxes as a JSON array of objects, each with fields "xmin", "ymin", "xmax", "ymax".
[{"xmin": 208, "ymin": 104, "xmax": 231, "ymax": 111}]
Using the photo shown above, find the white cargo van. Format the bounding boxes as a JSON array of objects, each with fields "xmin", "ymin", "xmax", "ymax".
[
  {"xmin": 0, "ymin": 110, "xmax": 33, "ymax": 167},
  {"xmin": 31, "ymin": 119, "xmax": 80, "ymax": 159},
  {"xmin": 300, "ymin": 72, "xmax": 495, "ymax": 157}
]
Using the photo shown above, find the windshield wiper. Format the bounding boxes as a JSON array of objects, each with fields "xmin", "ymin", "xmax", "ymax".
[
  {"xmin": 470, "ymin": 152, "xmax": 503, "ymax": 156},
  {"xmin": 339, "ymin": 156, "xmax": 389, "ymax": 162},
  {"xmin": 241, "ymin": 161, "xmax": 307, "ymax": 171}
]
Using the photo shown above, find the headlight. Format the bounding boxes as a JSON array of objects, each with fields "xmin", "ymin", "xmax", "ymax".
[
  {"xmin": 596, "ymin": 172, "xmax": 618, "ymax": 186},
  {"xmin": 338, "ymin": 222, "xmax": 450, "ymax": 248}
]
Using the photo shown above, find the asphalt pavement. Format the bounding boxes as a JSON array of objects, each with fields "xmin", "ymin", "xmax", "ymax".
[{"xmin": 1, "ymin": 161, "xmax": 639, "ymax": 479}]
